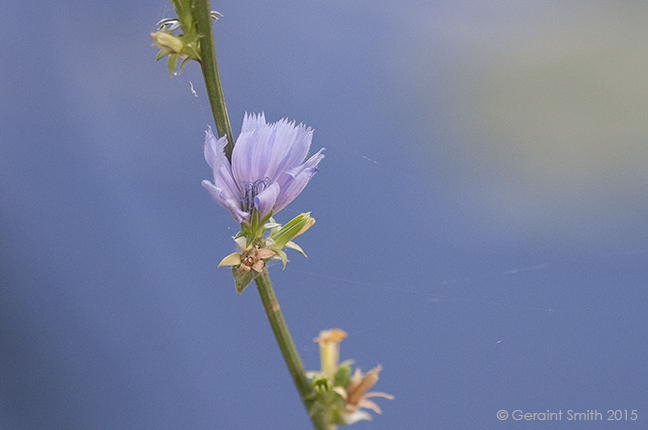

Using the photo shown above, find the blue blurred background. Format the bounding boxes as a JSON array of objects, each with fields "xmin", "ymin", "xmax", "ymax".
[{"xmin": 2, "ymin": 1, "xmax": 647, "ymax": 428}]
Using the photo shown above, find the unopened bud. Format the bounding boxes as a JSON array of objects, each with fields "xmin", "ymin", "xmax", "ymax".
[
  {"xmin": 151, "ymin": 31, "xmax": 184, "ymax": 54},
  {"xmin": 270, "ymin": 212, "xmax": 315, "ymax": 250}
]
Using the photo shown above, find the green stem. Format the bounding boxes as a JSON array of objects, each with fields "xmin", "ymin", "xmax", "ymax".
[
  {"xmin": 193, "ymin": 0, "xmax": 235, "ymax": 161},
  {"xmin": 190, "ymin": 3, "xmax": 328, "ymax": 428},
  {"xmin": 255, "ymin": 270, "xmax": 329, "ymax": 430}
]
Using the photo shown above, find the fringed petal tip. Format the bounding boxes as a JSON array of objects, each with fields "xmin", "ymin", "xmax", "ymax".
[
  {"xmin": 203, "ymin": 126, "xmax": 228, "ymax": 169},
  {"xmin": 241, "ymin": 112, "xmax": 267, "ymax": 133}
]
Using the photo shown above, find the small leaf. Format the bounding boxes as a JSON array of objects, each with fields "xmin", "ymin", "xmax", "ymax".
[
  {"xmin": 155, "ymin": 49, "xmax": 169, "ymax": 61},
  {"xmin": 285, "ymin": 240, "xmax": 307, "ymax": 257},
  {"xmin": 233, "ymin": 236, "xmax": 247, "ymax": 250},
  {"xmin": 167, "ymin": 54, "xmax": 178, "ymax": 77},
  {"xmin": 177, "ymin": 57, "xmax": 191, "ymax": 75},
  {"xmin": 233, "ymin": 266, "xmax": 259, "ymax": 295},
  {"xmin": 264, "ymin": 221, "xmax": 281, "ymax": 230},
  {"xmin": 275, "ymin": 249, "xmax": 289, "ymax": 269},
  {"xmin": 218, "ymin": 252, "xmax": 241, "ymax": 267},
  {"xmin": 333, "ymin": 364, "xmax": 352, "ymax": 388}
]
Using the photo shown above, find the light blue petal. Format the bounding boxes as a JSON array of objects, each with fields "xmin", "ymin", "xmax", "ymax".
[
  {"xmin": 232, "ymin": 119, "xmax": 280, "ymax": 183},
  {"xmin": 213, "ymin": 157, "xmax": 239, "ymax": 202},
  {"xmin": 204, "ymin": 127, "xmax": 239, "ymax": 202},
  {"xmin": 202, "ymin": 180, "xmax": 249, "ymax": 222},
  {"xmin": 253, "ymin": 182, "xmax": 280, "ymax": 220},
  {"xmin": 263, "ymin": 120, "xmax": 313, "ymax": 182},
  {"xmin": 207, "ymin": 113, "xmax": 323, "ymax": 221},
  {"xmin": 231, "ymin": 128, "xmax": 261, "ymax": 184},
  {"xmin": 203, "ymin": 127, "xmax": 227, "ymax": 170},
  {"xmin": 274, "ymin": 148, "xmax": 324, "ymax": 213},
  {"xmin": 273, "ymin": 167, "xmax": 317, "ymax": 214},
  {"xmin": 276, "ymin": 148, "xmax": 325, "ymax": 191}
]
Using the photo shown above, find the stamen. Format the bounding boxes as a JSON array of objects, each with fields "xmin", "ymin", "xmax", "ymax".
[{"xmin": 239, "ymin": 178, "xmax": 270, "ymax": 212}]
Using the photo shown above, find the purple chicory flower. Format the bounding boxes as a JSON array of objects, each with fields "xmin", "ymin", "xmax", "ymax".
[{"xmin": 202, "ymin": 113, "xmax": 325, "ymax": 224}]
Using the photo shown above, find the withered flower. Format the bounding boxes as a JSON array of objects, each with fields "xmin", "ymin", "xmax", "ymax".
[
  {"xmin": 333, "ymin": 366, "xmax": 394, "ymax": 425},
  {"xmin": 218, "ymin": 237, "xmax": 275, "ymax": 273},
  {"xmin": 239, "ymin": 245, "xmax": 275, "ymax": 273}
]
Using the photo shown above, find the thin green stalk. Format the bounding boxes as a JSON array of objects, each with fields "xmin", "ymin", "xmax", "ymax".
[
  {"xmin": 194, "ymin": 0, "xmax": 235, "ymax": 161},
  {"xmin": 191, "ymin": 3, "xmax": 328, "ymax": 428},
  {"xmin": 255, "ymin": 270, "xmax": 329, "ymax": 430}
]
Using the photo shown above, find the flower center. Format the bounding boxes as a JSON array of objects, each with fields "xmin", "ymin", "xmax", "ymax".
[{"xmin": 239, "ymin": 178, "xmax": 270, "ymax": 212}]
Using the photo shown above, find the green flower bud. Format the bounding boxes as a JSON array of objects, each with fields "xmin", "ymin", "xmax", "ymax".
[
  {"xmin": 333, "ymin": 364, "xmax": 352, "ymax": 389},
  {"xmin": 151, "ymin": 31, "xmax": 184, "ymax": 54},
  {"xmin": 269, "ymin": 212, "xmax": 315, "ymax": 251}
]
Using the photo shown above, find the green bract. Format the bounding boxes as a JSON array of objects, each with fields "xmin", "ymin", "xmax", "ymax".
[
  {"xmin": 217, "ymin": 213, "xmax": 316, "ymax": 294},
  {"xmin": 266, "ymin": 212, "xmax": 314, "ymax": 268},
  {"xmin": 268, "ymin": 212, "xmax": 315, "ymax": 250}
]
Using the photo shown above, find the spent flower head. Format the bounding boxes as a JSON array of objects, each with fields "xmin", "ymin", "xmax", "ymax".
[
  {"xmin": 218, "ymin": 236, "xmax": 276, "ymax": 274},
  {"xmin": 309, "ymin": 329, "xmax": 393, "ymax": 426},
  {"xmin": 334, "ymin": 365, "xmax": 394, "ymax": 425},
  {"xmin": 202, "ymin": 112, "xmax": 324, "ymax": 232}
]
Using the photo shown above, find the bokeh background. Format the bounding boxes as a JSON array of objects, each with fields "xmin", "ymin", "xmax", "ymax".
[{"xmin": 2, "ymin": 1, "xmax": 647, "ymax": 428}]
